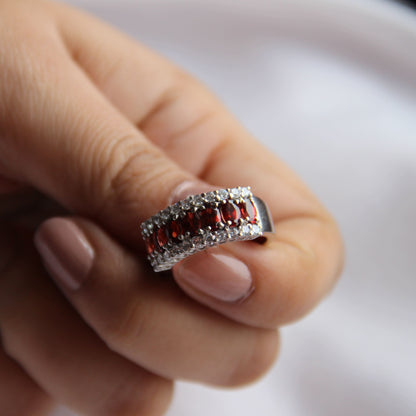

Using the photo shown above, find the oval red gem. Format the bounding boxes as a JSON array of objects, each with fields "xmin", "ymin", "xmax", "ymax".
[
  {"xmin": 201, "ymin": 207, "xmax": 221, "ymax": 230},
  {"xmin": 168, "ymin": 219, "xmax": 182, "ymax": 240},
  {"xmin": 145, "ymin": 233, "xmax": 157, "ymax": 254},
  {"xmin": 221, "ymin": 202, "xmax": 240, "ymax": 227},
  {"xmin": 157, "ymin": 227, "xmax": 169, "ymax": 247},
  {"xmin": 183, "ymin": 211, "xmax": 201, "ymax": 235},
  {"xmin": 238, "ymin": 200, "xmax": 257, "ymax": 224}
]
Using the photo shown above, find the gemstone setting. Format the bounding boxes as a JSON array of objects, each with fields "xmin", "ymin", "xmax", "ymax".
[
  {"xmin": 238, "ymin": 200, "xmax": 257, "ymax": 224},
  {"xmin": 221, "ymin": 202, "xmax": 240, "ymax": 226},
  {"xmin": 141, "ymin": 187, "xmax": 264, "ymax": 272},
  {"xmin": 157, "ymin": 227, "xmax": 169, "ymax": 248}
]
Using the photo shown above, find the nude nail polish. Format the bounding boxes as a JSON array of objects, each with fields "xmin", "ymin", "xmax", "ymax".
[
  {"xmin": 34, "ymin": 218, "xmax": 94, "ymax": 291},
  {"xmin": 175, "ymin": 250, "xmax": 253, "ymax": 302}
]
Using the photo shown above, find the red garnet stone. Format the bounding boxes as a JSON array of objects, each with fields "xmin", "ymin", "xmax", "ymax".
[
  {"xmin": 183, "ymin": 211, "xmax": 202, "ymax": 235},
  {"xmin": 201, "ymin": 207, "xmax": 221, "ymax": 230},
  {"xmin": 157, "ymin": 227, "xmax": 169, "ymax": 247},
  {"xmin": 168, "ymin": 219, "xmax": 182, "ymax": 241},
  {"xmin": 221, "ymin": 202, "xmax": 240, "ymax": 227},
  {"xmin": 238, "ymin": 200, "xmax": 257, "ymax": 224},
  {"xmin": 145, "ymin": 234, "xmax": 156, "ymax": 254}
]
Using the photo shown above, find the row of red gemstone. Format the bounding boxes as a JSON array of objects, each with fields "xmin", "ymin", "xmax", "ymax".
[{"xmin": 145, "ymin": 200, "xmax": 257, "ymax": 255}]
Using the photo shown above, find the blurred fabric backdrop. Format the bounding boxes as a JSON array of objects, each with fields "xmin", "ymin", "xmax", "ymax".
[{"xmin": 53, "ymin": 0, "xmax": 416, "ymax": 415}]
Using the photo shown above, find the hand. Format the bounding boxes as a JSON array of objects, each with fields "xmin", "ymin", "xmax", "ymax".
[{"xmin": 0, "ymin": 1, "xmax": 344, "ymax": 415}]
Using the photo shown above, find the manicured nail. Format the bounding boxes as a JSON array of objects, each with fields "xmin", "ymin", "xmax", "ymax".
[
  {"xmin": 169, "ymin": 181, "xmax": 217, "ymax": 205},
  {"xmin": 34, "ymin": 218, "xmax": 94, "ymax": 291},
  {"xmin": 175, "ymin": 251, "xmax": 253, "ymax": 302}
]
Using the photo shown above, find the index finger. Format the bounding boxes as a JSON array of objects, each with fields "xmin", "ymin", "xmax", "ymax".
[{"xmin": 56, "ymin": 3, "xmax": 344, "ymax": 328}]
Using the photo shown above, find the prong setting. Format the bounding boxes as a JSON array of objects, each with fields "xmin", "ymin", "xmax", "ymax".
[{"xmin": 140, "ymin": 187, "xmax": 266, "ymax": 272}]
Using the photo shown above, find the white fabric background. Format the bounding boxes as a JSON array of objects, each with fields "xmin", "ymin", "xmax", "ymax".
[{"xmin": 52, "ymin": 0, "xmax": 416, "ymax": 415}]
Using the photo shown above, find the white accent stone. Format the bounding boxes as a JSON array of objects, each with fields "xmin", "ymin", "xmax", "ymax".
[
  {"xmin": 192, "ymin": 195, "xmax": 205, "ymax": 207},
  {"xmin": 192, "ymin": 235, "xmax": 206, "ymax": 249},
  {"xmin": 241, "ymin": 224, "xmax": 251, "ymax": 235},
  {"xmin": 229, "ymin": 187, "xmax": 241, "ymax": 199},
  {"xmin": 217, "ymin": 189, "xmax": 228, "ymax": 200},
  {"xmin": 160, "ymin": 209, "xmax": 170, "ymax": 222},
  {"xmin": 180, "ymin": 199, "xmax": 191, "ymax": 210},
  {"xmin": 252, "ymin": 224, "xmax": 261, "ymax": 235},
  {"xmin": 204, "ymin": 192, "xmax": 217, "ymax": 203},
  {"xmin": 216, "ymin": 230, "xmax": 228, "ymax": 243},
  {"xmin": 241, "ymin": 187, "xmax": 251, "ymax": 198},
  {"xmin": 170, "ymin": 203, "xmax": 181, "ymax": 217}
]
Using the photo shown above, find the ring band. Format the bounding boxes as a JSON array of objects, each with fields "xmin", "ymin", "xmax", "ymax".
[{"xmin": 140, "ymin": 186, "xmax": 274, "ymax": 272}]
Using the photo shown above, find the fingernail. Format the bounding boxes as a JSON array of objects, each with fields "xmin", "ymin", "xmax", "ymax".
[
  {"xmin": 175, "ymin": 251, "xmax": 253, "ymax": 302},
  {"xmin": 169, "ymin": 180, "xmax": 218, "ymax": 205},
  {"xmin": 34, "ymin": 218, "xmax": 94, "ymax": 291}
]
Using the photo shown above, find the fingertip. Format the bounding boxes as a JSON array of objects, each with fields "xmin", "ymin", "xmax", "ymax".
[
  {"xmin": 173, "ymin": 248, "xmax": 253, "ymax": 303},
  {"xmin": 34, "ymin": 217, "xmax": 95, "ymax": 291}
]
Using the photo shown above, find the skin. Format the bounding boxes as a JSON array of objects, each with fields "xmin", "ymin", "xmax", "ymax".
[{"xmin": 0, "ymin": 1, "xmax": 344, "ymax": 415}]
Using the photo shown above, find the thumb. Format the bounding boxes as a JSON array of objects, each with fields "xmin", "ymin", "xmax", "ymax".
[{"xmin": 0, "ymin": 54, "xmax": 211, "ymax": 244}]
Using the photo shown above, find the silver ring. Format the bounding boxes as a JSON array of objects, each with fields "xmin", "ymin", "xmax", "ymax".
[{"xmin": 140, "ymin": 186, "xmax": 274, "ymax": 272}]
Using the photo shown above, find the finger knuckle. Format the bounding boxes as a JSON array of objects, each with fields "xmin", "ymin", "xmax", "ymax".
[
  {"xmin": 110, "ymin": 141, "xmax": 171, "ymax": 201},
  {"xmin": 224, "ymin": 330, "xmax": 280, "ymax": 387},
  {"xmin": 91, "ymin": 132, "xmax": 185, "ymax": 218},
  {"xmin": 100, "ymin": 299, "xmax": 147, "ymax": 354}
]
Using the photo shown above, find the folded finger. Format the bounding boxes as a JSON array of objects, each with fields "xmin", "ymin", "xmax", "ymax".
[
  {"xmin": 1, "ymin": 1, "xmax": 343, "ymax": 333},
  {"xmin": 171, "ymin": 182, "xmax": 343, "ymax": 327},
  {"xmin": 0, "ymin": 16, "xmax": 201, "ymax": 245},
  {"xmin": 54, "ymin": 4, "xmax": 344, "ymax": 327},
  {"xmin": 34, "ymin": 217, "xmax": 279, "ymax": 386},
  {"xmin": 0, "ymin": 228, "xmax": 172, "ymax": 416}
]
